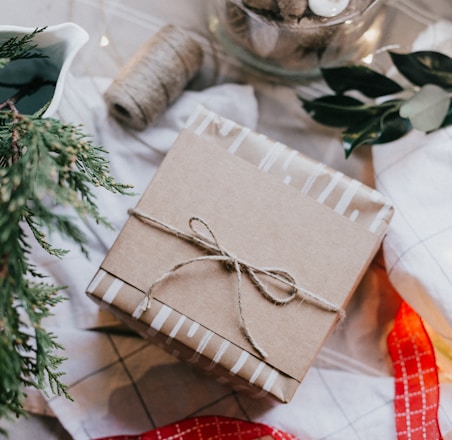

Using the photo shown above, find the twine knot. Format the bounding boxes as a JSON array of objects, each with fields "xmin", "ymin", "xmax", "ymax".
[
  {"xmin": 129, "ymin": 208, "xmax": 345, "ymax": 359},
  {"xmin": 223, "ymin": 257, "xmax": 239, "ymax": 273}
]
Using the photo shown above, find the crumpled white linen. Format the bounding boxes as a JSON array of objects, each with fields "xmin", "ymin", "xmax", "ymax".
[{"xmin": 372, "ymin": 20, "xmax": 452, "ymax": 340}]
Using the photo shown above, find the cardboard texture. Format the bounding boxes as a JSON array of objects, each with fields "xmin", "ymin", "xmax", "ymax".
[{"xmin": 86, "ymin": 106, "xmax": 394, "ymax": 403}]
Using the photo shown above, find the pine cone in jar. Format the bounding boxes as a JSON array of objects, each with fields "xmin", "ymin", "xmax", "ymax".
[
  {"xmin": 266, "ymin": 10, "xmax": 337, "ymax": 65},
  {"xmin": 239, "ymin": 0, "xmax": 308, "ymax": 61},
  {"xmin": 295, "ymin": 0, "xmax": 369, "ymax": 51},
  {"xmin": 277, "ymin": 0, "xmax": 308, "ymax": 22},
  {"xmin": 240, "ymin": 0, "xmax": 337, "ymax": 63},
  {"xmin": 242, "ymin": 0, "xmax": 280, "ymax": 17},
  {"xmin": 224, "ymin": 1, "xmax": 253, "ymax": 48},
  {"xmin": 226, "ymin": 0, "xmax": 282, "ymax": 59},
  {"xmin": 294, "ymin": 16, "xmax": 338, "ymax": 50}
]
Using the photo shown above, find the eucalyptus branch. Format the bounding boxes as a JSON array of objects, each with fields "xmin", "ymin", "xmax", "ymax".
[{"xmin": 300, "ymin": 50, "xmax": 452, "ymax": 157}]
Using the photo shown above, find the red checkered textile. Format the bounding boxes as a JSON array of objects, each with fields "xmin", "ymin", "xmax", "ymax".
[
  {"xmin": 95, "ymin": 415, "xmax": 298, "ymax": 440},
  {"xmin": 387, "ymin": 301, "xmax": 443, "ymax": 440}
]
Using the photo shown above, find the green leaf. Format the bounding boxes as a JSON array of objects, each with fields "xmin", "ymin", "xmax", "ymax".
[
  {"xmin": 399, "ymin": 84, "xmax": 451, "ymax": 132},
  {"xmin": 390, "ymin": 51, "xmax": 452, "ymax": 89},
  {"xmin": 342, "ymin": 109, "xmax": 411, "ymax": 157},
  {"xmin": 440, "ymin": 100, "xmax": 452, "ymax": 128},
  {"xmin": 321, "ymin": 65, "xmax": 404, "ymax": 98},
  {"xmin": 300, "ymin": 95, "xmax": 381, "ymax": 128},
  {"xmin": 375, "ymin": 110, "xmax": 412, "ymax": 144},
  {"xmin": 342, "ymin": 118, "xmax": 380, "ymax": 157}
]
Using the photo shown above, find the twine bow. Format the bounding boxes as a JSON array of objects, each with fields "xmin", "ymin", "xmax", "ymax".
[{"xmin": 129, "ymin": 208, "xmax": 345, "ymax": 359}]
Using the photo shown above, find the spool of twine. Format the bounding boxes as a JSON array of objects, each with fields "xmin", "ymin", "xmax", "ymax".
[{"xmin": 104, "ymin": 24, "xmax": 204, "ymax": 130}]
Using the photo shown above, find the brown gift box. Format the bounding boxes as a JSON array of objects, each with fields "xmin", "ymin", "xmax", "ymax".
[{"xmin": 86, "ymin": 106, "xmax": 393, "ymax": 403}]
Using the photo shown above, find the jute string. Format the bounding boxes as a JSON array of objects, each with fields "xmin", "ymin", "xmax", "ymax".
[
  {"xmin": 129, "ymin": 208, "xmax": 345, "ymax": 359},
  {"xmin": 104, "ymin": 24, "xmax": 204, "ymax": 131}
]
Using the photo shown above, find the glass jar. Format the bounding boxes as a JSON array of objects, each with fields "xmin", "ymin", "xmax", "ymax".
[{"xmin": 208, "ymin": 0, "xmax": 386, "ymax": 82}]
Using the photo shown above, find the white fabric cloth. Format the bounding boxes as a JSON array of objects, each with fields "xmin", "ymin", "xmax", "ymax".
[
  {"xmin": 374, "ymin": 128, "xmax": 452, "ymax": 338},
  {"xmin": 373, "ymin": 21, "xmax": 452, "ymax": 340}
]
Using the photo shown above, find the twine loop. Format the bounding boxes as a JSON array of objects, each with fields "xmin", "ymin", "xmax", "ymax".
[{"xmin": 129, "ymin": 208, "xmax": 345, "ymax": 358}]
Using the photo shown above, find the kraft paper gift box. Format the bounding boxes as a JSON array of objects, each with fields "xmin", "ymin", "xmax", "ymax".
[{"xmin": 86, "ymin": 106, "xmax": 394, "ymax": 403}]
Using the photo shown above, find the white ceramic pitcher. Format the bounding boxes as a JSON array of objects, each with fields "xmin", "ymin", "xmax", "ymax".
[{"xmin": 0, "ymin": 22, "xmax": 89, "ymax": 117}]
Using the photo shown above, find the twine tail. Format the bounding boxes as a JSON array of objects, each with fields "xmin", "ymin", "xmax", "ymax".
[
  {"xmin": 242, "ymin": 325, "xmax": 268, "ymax": 359},
  {"xmin": 234, "ymin": 260, "xmax": 269, "ymax": 359}
]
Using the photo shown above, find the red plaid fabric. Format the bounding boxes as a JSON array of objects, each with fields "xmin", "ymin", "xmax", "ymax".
[
  {"xmin": 95, "ymin": 415, "xmax": 298, "ymax": 440},
  {"xmin": 387, "ymin": 301, "xmax": 443, "ymax": 440}
]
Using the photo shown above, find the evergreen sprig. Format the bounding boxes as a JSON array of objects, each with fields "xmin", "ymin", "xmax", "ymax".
[
  {"xmin": 0, "ymin": 29, "xmax": 132, "ymax": 427},
  {"xmin": 0, "ymin": 27, "xmax": 46, "ymax": 69},
  {"xmin": 300, "ymin": 51, "xmax": 452, "ymax": 157}
]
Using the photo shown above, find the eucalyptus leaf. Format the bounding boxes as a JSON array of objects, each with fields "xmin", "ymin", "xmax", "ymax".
[
  {"xmin": 376, "ymin": 110, "xmax": 412, "ymax": 144},
  {"xmin": 321, "ymin": 65, "xmax": 403, "ymax": 98},
  {"xmin": 342, "ymin": 116, "xmax": 382, "ymax": 157},
  {"xmin": 390, "ymin": 51, "xmax": 452, "ymax": 89},
  {"xmin": 342, "ymin": 109, "xmax": 411, "ymax": 157},
  {"xmin": 440, "ymin": 101, "xmax": 452, "ymax": 128},
  {"xmin": 399, "ymin": 84, "xmax": 451, "ymax": 132},
  {"xmin": 300, "ymin": 95, "xmax": 381, "ymax": 127}
]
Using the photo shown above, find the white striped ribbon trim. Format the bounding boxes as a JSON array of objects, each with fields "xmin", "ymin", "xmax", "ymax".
[
  {"xmin": 187, "ymin": 322, "xmax": 200, "ymax": 338},
  {"xmin": 196, "ymin": 330, "xmax": 214, "ymax": 355},
  {"xmin": 301, "ymin": 163, "xmax": 326, "ymax": 194},
  {"xmin": 334, "ymin": 179, "xmax": 361, "ymax": 216},
  {"xmin": 282, "ymin": 149, "xmax": 298, "ymax": 171},
  {"xmin": 349, "ymin": 209, "xmax": 360, "ymax": 222},
  {"xmin": 230, "ymin": 351, "xmax": 250, "ymax": 375},
  {"xmin": 211, "ymin": 340, "xmax": 230, "ymax": 367},
  {"xmin": 258, "ymin": 142, "xmax": 285, "ymax": 173},
  {"xmin": 150, "ymin": 305, "xmax": 172, "ymax": 331},
  {"xmin": 249, "ymin": 361, "xmax": 265, "ymax": 385},
  {"xmin": 87, "ymin": 269, "xmax": 106, "ymax": 293},
  {"xmin": 188, "ymin": 330, "xmax": 215, "ymax": 363},
  {"xmin": 228, "ymin": 127, "xmax": 250, "ymax": 154},
  {"xmin": 220, "ymin": 119, "xmax": 236, "ymax": 136},
  {"xmin": 184, "ymin": 105, "xmax": 203, "ymax": 128},
  {"xmin": 263, "ymin": 369, "xmax": 279, "ymax": 392},
  {"xmin": 369, "ymin": 202, "xmax": 393, "ymax": 233},
  {"xmin": 369, "ymin": 190, "xmax": 392, "ymax": 233},
  {"xmin": 317, "ymin": 171, "xmax": 344, "ymax": 204},
  {"xmin": 167, "ymin": 315, "xmax": 187, "ymax": 343},
  {"xmin": 283, "ymin": 175, "xmax": 292, "ymax": 185},
  {"xmin": 194, "ymin": 112, "xmax": 215, "ymax": 136},
  {"xmin": 132, "ymin": 302, "xmax": 144, "ymax": 319},
  {"xmin": 102, "ymin": 278, "xmax": 123, "ymax": 304}
]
